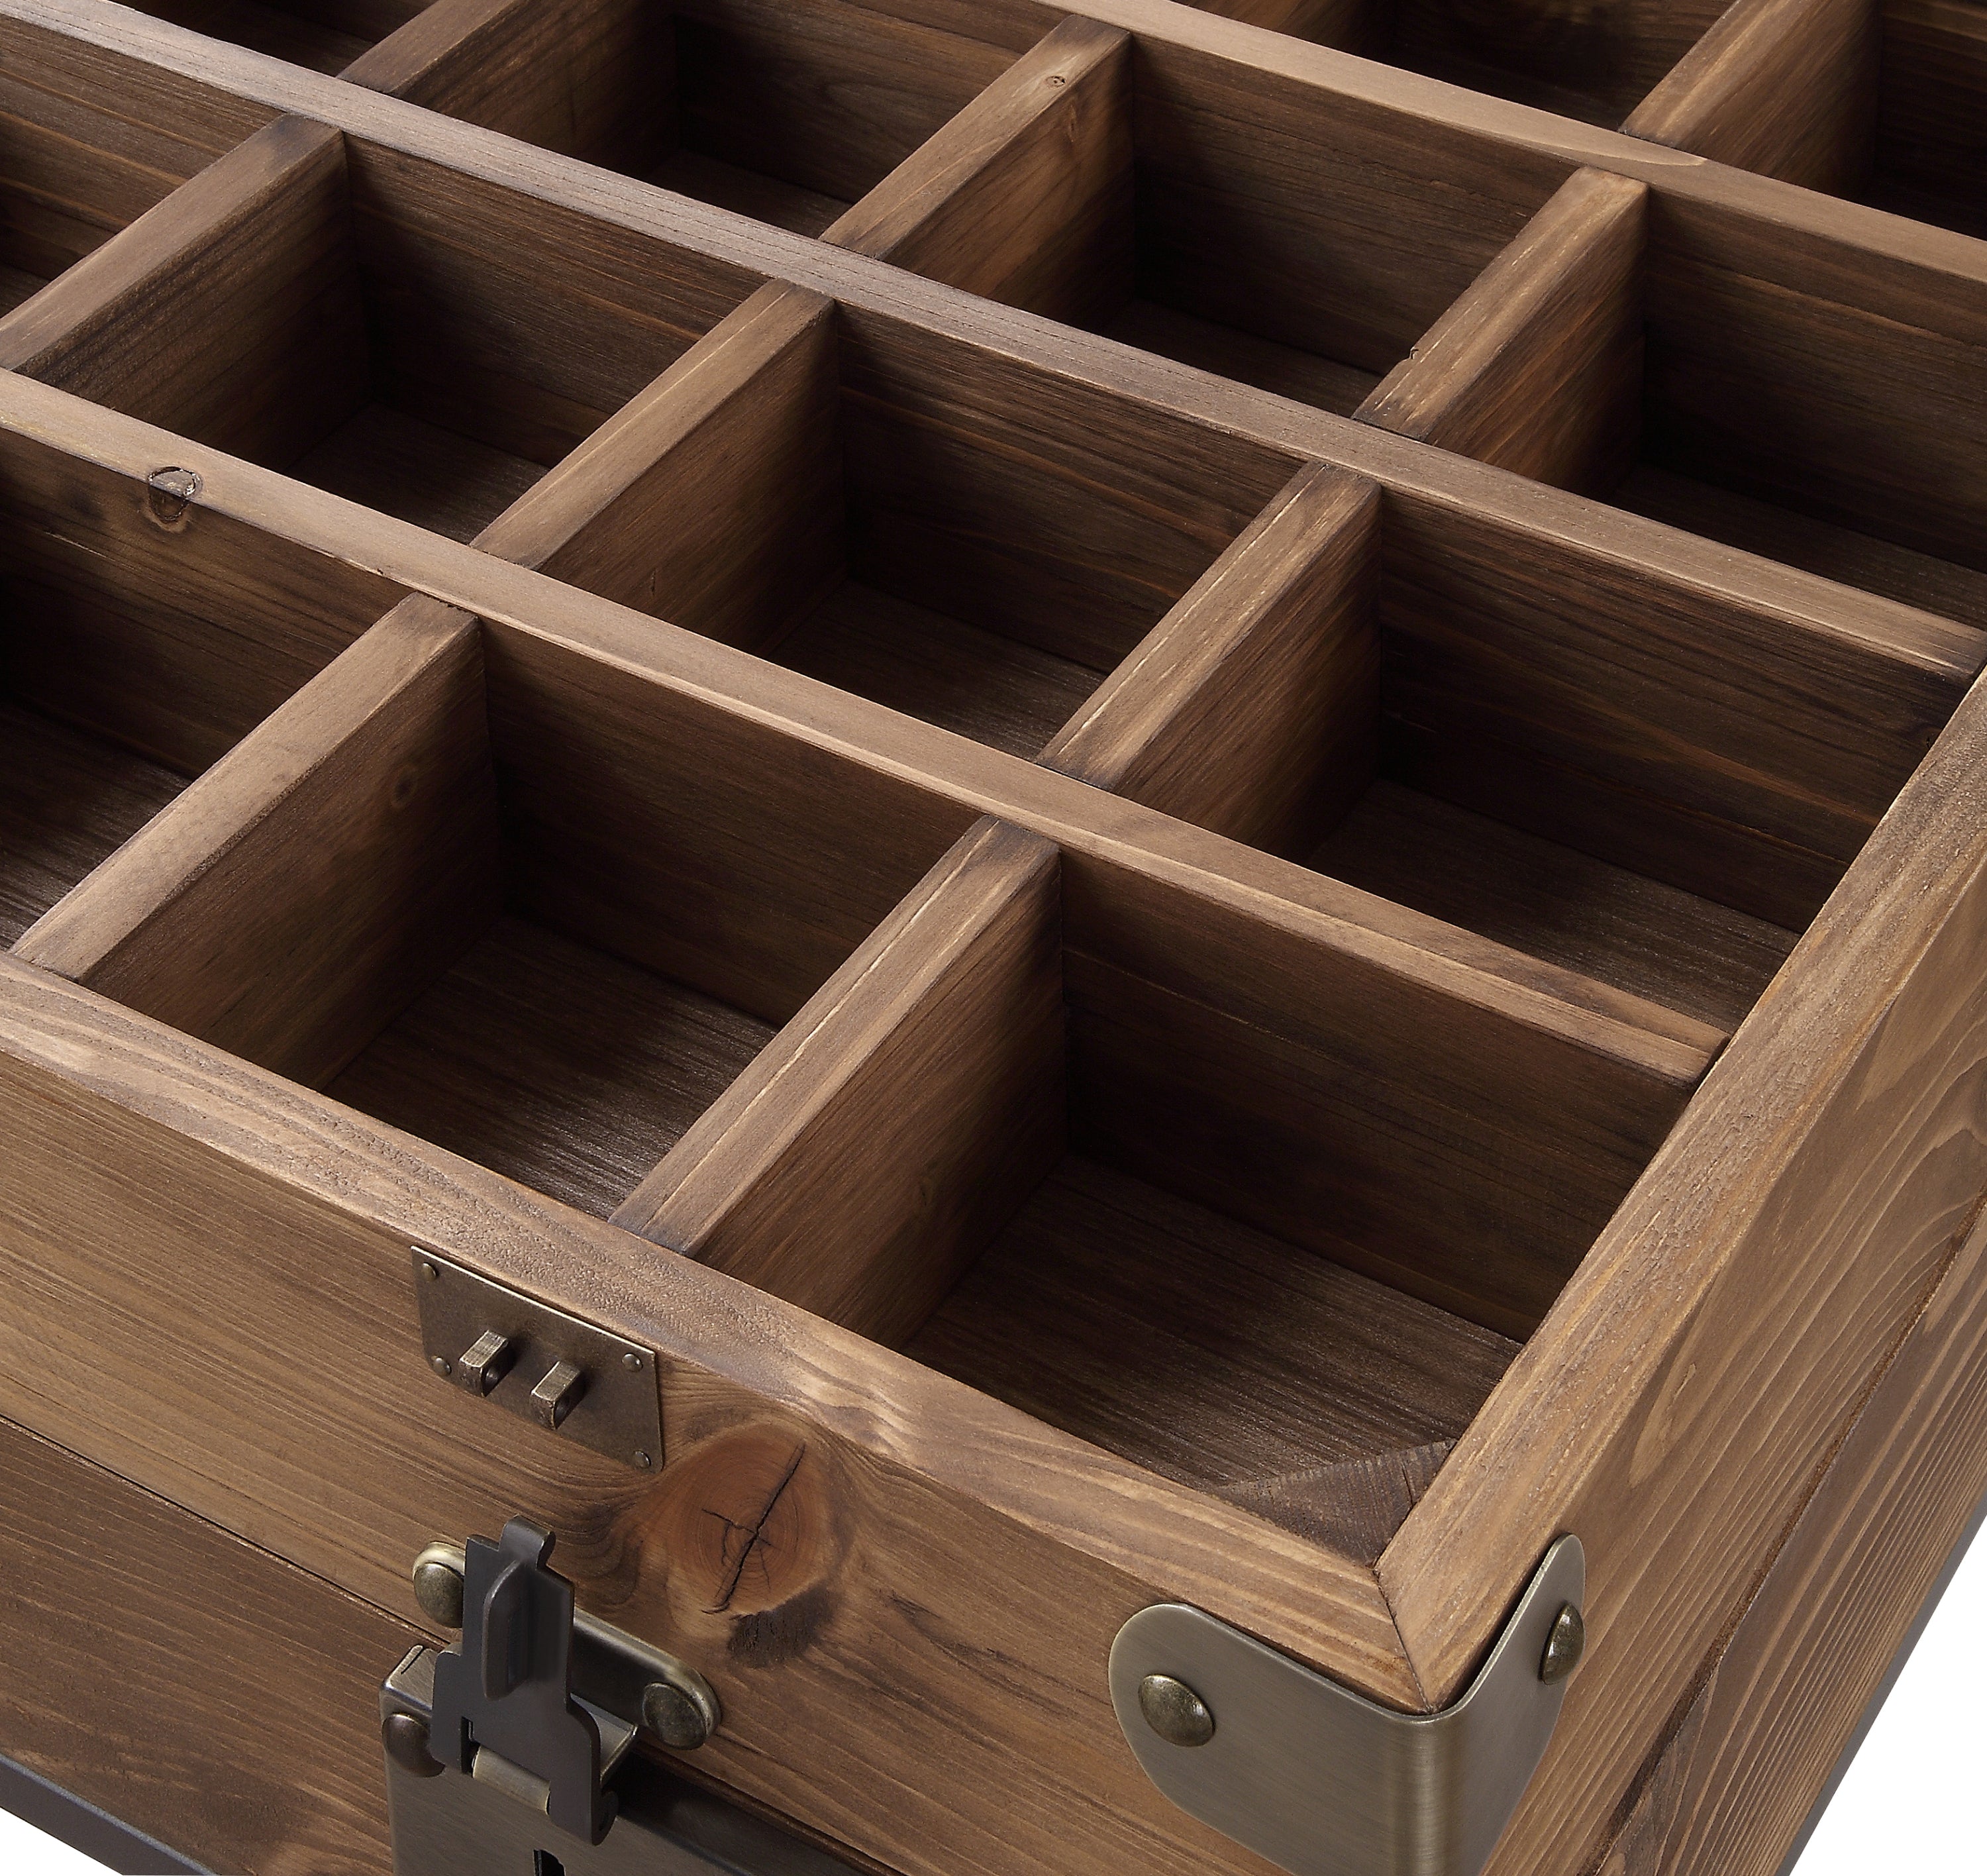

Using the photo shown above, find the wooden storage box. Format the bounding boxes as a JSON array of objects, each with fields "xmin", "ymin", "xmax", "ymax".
[{"xmin": 2, "ymin": 0, "xmax": 1987, "ymax": 1868}]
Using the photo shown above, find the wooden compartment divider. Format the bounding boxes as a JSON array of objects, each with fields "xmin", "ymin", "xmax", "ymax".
[
  {"xmin": 1621, "ymin": 0, "xmax": 1880, "ymax": 193},
  {"xmin": 820, "ymin": 14, "xmax": 1132, "ymax": 322},
  {"xmin": 0, "ymin": 115, "xmax": 360, "ymax": 473},
  {"xmin": 1355, "ymin": 168, "xmax": 1647, "ymax": 497},
  {"xmin": 0, "ymin": 46, "xmax": 244, "ymax": 314},
  {"xmin": 615, "ymin": 815, "xmax": 1066, "ymax": 1347},
  {"xmin": 12, "ymin": 597, "xmax": 499, "ymax": 1090},
  {"xmin": 1041, "ymin": 460, "xmax": 1380, "ymax": 855},
  {"xmin": 3, "ymin": 5, "xmax": 1987, "ymax": 1875}
]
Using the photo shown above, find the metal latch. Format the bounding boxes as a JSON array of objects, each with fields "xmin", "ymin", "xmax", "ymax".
[
  {"xmin": 1109, "ymin": 1534, "xmax": 1586, "ymax": 1876},
  {"xmin": 381, "ymin": 1517, "xmax": 723, "ymax": 1866},
  {"xmin": 412, "ymin": 1248, "xmax": 664, "ymax": 1470}
]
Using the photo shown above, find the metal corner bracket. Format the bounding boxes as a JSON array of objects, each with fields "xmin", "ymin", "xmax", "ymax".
[{"xmin": 1108, "ymin": 1533, "xmax": 1586, "ymax": 1876}]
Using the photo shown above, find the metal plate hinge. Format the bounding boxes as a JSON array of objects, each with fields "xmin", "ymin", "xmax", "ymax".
[
  {"xmin": 1109, "ymin": 1534, "xmax": 1586, "ymax": 1876},
  {"xmin": 381, "ymin": 1517, "xmax": 742, "ymax": 1871},
  {"xmin": 411, "ymin": 1247, "xmax": 663, "ymax": 1470}
]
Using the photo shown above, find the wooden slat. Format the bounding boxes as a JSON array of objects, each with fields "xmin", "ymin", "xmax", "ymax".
[
  {"xmin": 1873, "ymin": 0, "xmax": 1987, "ymax": 228},
  {"xmin": 1123, "ymin": 32, "xmax": 1572, "ymax": 378},
  {"xmin": 1356, "ymin": 168, "xmax": 1647, "ymax": 497},
  {"xmin": 127, "ymin": 0, "xmax": 375, "ymax": 73},
  {"xmin": 1640, "ymin": 195, "xmax": 1987, "ymax": 580},
  {"xmin": 1596, "ymin": 1196, "xmax": 1987, "ymax": 1875},
  {"xmin": 0, "ymin": 113, "xmax": 369, "ymax": 474},
  {"xmin": 1310, "ymin": 782, "xmax": 1800, "ymax": 1033},
  {"xmin": 474, "ymin": 280, "xmax": 840, "ymax": 649},
  {"xmin": 824, "ymin": 15, "xmax": 1133, "ymax": 325},
  {"xmin": 1063, "ymin": 945, "xmax": 1704, "ymax": 1339},
  {"xmin": 0, "ymin": 358, "xmax": 1915, "ymax": 1081},
  {"xmin": 13, "ymin": 598, "xmax": 501, "ymax": 1092},
  {"xmin": 668, "ymin": 0, "xmax": 1019, "ymax": 207},
  {"xmin": 342, "ymin": 0, "xmax": 672, "ymax": 176},
  {"xmin": 1383, "ymin": 644, "xmax": 1987, "ymax": 1874},
  {"xmin": 1385, "ymin": 0, "xmax": 1728, "ymax": 127},
  {"xmin": 1042, "ymin": 461, "xmax": 1380, "ymax": 857},
  {"xmin": 1378, "ymin": 491, "xmax": 1981, "ymax": 930},
  {"xmin": 328, "ymin": 913, "xmax": 776, "ymax": 1219},
  {"xmin": 1623, "ymin": 0, "xmax": 1880, "ymax": 194},
  {"xmin": 0, "ymin": 437, "xmax": 401, "ymax": 781},
  {"xmin": 616, "ymin": 816, "xmax": 1065, "ymax": 1347},
  {"xmin": 0, "ymin": 704, "xmax": 189, "ymax": 949},
  {"xmin": 0, "ymin": 1416, "xmax": 415, "ymax": 1873}
]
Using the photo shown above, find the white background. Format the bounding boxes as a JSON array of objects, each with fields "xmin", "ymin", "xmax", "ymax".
[{"xmin": 1, "ymin": 1529, "xmax": 1982, "ymax": 1873}]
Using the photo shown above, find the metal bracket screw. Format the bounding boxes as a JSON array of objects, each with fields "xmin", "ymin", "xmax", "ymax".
[
  {"xmin": 382, "ymin": 1709, "xmax": 445, "ymax": 1779},
  {"xmin": 1139, "ymin": 1673, "xmax": 1216, "ymax": 1747},
  {"xmin": 1539, "ymin": 1602, "xmax": 1585, "ymax": 1684}
]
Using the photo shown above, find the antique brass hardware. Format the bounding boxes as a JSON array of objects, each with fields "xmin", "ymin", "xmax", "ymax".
[
  {"xmin": 382, "ymin": 1518, "xmax": 737, "ymax": 1870},
  {"xmin": 1109, "ymin": 1534, "xmax": 1585, "ymax": 1876},
  {"xmin": 410, "ymin": 1249, "xmax": 662, "ymax": 1469}
]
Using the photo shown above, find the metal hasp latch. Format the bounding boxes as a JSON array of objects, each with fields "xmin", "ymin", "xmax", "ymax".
[
  {"xmin": 412, "ymin": 1247, "xmax": 664, "ymax": 1471},
  {"xmin": 380, "ymin": 1516, "xmax": 733, "ymax": 1873},
  {"xmin": 1109, "ymin": 1533, "xmax": 1586, "ymax": 1876}
]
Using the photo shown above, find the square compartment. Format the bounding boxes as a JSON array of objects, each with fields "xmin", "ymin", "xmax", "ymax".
[
  {"xmin": 0, "ymin": 80, "xmax": 222, "ymax": 314},
  {"xmin": 119, "ymin": 0, "xmax": 427, "ymax": 74},
  {"xmin": 589, "ymin": 305, "xmax": 1299, "ymax": 759},
  {"xmin": 0, "ymin": 481, "xmax": 403, "ymax": 947}
]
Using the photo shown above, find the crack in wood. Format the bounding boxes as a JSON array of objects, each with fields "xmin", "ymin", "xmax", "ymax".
[{"xmin": 702, "ymin": 1441, "xmax": 807, "ymax": 1614}]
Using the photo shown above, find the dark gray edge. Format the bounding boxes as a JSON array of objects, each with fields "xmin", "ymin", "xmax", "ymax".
[
  {"xmin": 1774, "ymin": 1486, "xmax": 1987, "ymax": 1876},
  {"xmin": 0, "ymin": 1755, "xmax": 207, "ymax": 1875}
]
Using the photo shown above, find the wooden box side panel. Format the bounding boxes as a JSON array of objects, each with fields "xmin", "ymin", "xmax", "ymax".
[{"xmin": 0, "ymin": 1414, "xmax": 415, "ymax": 1874}]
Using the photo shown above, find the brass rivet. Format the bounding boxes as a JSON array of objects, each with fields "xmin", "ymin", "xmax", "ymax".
[
  {"xmin": 1138, "ymin": 1673, "xmax": 1215, "ymax": 1747},
  {"xmin": 420, "ymin": 1261, "xmax": 440, "ymax": 1281},
  {"xmin": 633, "ymin": 1450, "xmax": 653, "ymax": 1468},
  {"xmin": 642, "ymin": 1678, "xmax": 715, "ymax": 1749},
  {"xmin": 1539, "ymin": 1602, "xmax": 1586, "ymax": 1684},
  {"xmin": 623, "ymin": 1353, "xmax": 642, "ymax": 1371},
  {"xmin": 382, "ymin": 1710, "xmax": 444, "ymax": 1777},
  {"xmin": 411, "ymin": 1545, "xmax": 466, "ymax": 1628},
  {"xmin": 430, "ymin": 1355, "xmax": 452, "ymax": 1378}
]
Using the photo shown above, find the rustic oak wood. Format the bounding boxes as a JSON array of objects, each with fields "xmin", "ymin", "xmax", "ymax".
[
  {"xmin": 907, "ymin": 1155, "xmax": 1521, "ymax": 1515},
  {"xmin": 1309, "ymin": 782, "xmax": 1800, "ymax": 1033},
  {"xmin": 0, "ymin": 704, "xmax": 189, "ymax": 948},
  {"xmin": 0, "ymin": 113, "xmax": 366, "ymax": 474},
  {"xmin": 0, "ymin": 1416, "xmax": 417, "ymax": 1873},
  {"xmin": 0, "ymin": 954, "xmax": 1417, "ymax": 1876},
  {"xmin": 616, "ymin": 816, "xmax": 1065, "ymax": 1347},
  {"xmin": 1041, "ymin": 461, "xmax": 1380, "ymax": 856},
  {"xmin": 1388, "ymin": 634, "xmax": 1987, "ymax": 1875},
  {"xmin": 15, "ymin": 597, "xmax": 499, "ymax": 1090},
  {"xmin": 1, "ymin": 3, "xmax": 1986, "ymax": 1874},
  {"xmin": 823, "ymin": 15, "xmax": 1133, "ymax": 323},
  {"xmin": 1596, "ymin": 1196, "xmax": 1987, "ymax": 1876},
  {"xmin": 1357, "ymin": 167, "xmax": 1647, "ymax": 496},
  {"xmin": 1622, "ymin": 0, "xmax": 1880, "ymax": 193}
]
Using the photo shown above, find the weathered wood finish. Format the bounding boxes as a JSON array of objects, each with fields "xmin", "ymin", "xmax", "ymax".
[
  {"xmin": 1, "ymin": 0, "xmax": 1986, "ymax": 1873},
  {"xmin": 0, "ymin": 1416, "xmax": 417, "ymax": 1873}
]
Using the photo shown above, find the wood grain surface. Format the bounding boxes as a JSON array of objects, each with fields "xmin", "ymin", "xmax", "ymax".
[
  {"xmin": 1358, "ymin": 166, "xmax": 1647, "ymax": 495},
  {"xmin": 1623, "ymin": 0, "xmax": 1880, "ymax": 193},
  {"xmin": 1388, "ymin": 627, "xmax": 1987, "ymax": 1876},
  {"xmin": 825, "ymin": 15, "xmax": 1133, "ymax": 324},
  {"xmin": 619, "ymin": 817, "xmax": 1064, "ymax": 1345},
  {"xmin": 1043, "ymin": 462, "xmax": 1380, "ymax": 856},
  {"xmin": 0, "ymin": 1416, "xmax": 417, "ymax": 1874},
  {"xmin": 0, "ymin": 9, "xmax": 1984, "ymax": 1876},
  {"xmin": 14, "ymin": 598, "xmax": 497, "ymax": 1092},
  {"xmin": 0, "ymin": 953, "xmax": 1420, "ymax": 1876}
]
